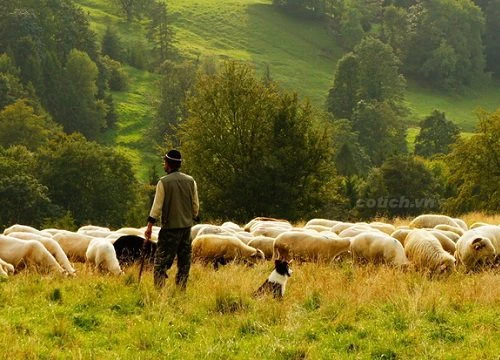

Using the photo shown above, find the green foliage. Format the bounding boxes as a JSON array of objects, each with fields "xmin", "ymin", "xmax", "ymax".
[
  {"xmin": 0, "ymin": 100, "xmax": 57, "ymax": 151},
  {"xmin": 37, "ymin": 133, "xmax": 141, "ymax": 227},
  {"xmin": 484, "ymin": 0, "xmax": 500, "ymax": 77},
  {"xmin": 152, "ymin": 59, "xmax": 197, "ymax": 145},
  {"xmin": 356, "ymin": 155, "xmax": 440, "ymax": 218},
  {"xmin": 0, "ymin": 146, "xmax": 53, "ymax": 229},
  {"xmin": 406, "ymin": 0, "xmax": 486, "ymax": 90},
  {"xmin": 60, "ymin": 49, "xmax": 106, "ymax": 138},
  {"xmin": 101, "ymin": 25, "xmax": 125, "ymax": 62},
  {"xmin": 102, "ymin": 55, "xmax": 129, "ymax": 91},
  {"xmin": 445, "ymin": 109, "xmax": 500, "ymax": 214},
  {"xmin": 326, "ymin": 53, "xmax": 360, "ymax": 120},
  {"xmin": 178, "ymin": 61, "xmax": 340, "ymax": 221},
  {"xmin": 147, "ymin": 1, "xmax": 177, "ymax": 67},
  {"xmin": 379, "ymin": 5, "xmax": 409, "ymax": 61},
  {"xmin": 414, "ymin": 110, "xmax": 460, "ymax": 157}
]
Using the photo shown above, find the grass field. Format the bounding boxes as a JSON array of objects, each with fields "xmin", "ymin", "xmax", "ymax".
[
  {"xmin": 75, "ymin": 0, "xmax": 500, "ymax": 180},
  {"xmin": 1, "ymin": 214, "xmax": 499, "ymax": 359},
  {"xmin": 1, "ymin": 262, "xmax": 499, "ymax": 359}
]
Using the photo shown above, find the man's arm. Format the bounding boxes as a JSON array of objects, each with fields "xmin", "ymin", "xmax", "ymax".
[
  {"xmin": 192, "ymin": 180, "xmax": 200, "ymax": 218},
  {"xmin": 145, "ymin": 180, "xmax": 164, "ymax": 240}
]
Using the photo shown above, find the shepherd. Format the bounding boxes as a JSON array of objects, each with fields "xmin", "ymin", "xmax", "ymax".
[{"xmin": 144, "ymin": 149, "xmax": 200, "ymax": 289}]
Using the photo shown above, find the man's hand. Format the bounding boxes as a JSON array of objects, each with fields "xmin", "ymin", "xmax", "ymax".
[{"xmin": 144, "ymin": 223, "xmax": 153, "ymax": 241}]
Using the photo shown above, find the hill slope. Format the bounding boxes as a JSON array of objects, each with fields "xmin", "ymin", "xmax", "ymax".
[{"xmin": 77, "ymin": 0, "xmax": 500, "ymax": 179}]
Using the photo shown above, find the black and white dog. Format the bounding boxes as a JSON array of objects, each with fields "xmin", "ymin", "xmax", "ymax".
[{"xmin": 254, "ymin": 259, "xmax": 292, "ymax": 299}]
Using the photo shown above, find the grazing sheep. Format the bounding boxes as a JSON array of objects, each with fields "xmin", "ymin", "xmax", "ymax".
[
  {"xmin": 115, "ymin": 227, "xmax": 144, "ymax": 236},
  {"xmin": 455, "ymin": 226, "xmax": 500, "ymax": 270},
  {"xmin": 86, "ymin": 238, "xmax": 122, "ymax": 275},
  {"xmin": 78, "ymin": 225, "xmax": 111, "ymax": 232},
  {"xmin": 0, "ymin": 235, "xmax": 66, "ymax": 274},
  {"xmin": 192, "ymin": 234, "xmax": 265, "ymax": 268},
  {"xmin": 52, "ymin": 232, "xmax": 95, "ymax": 261},
  {"xmin": 350, "ymin": 232, "xmax": 409, "ymax": 267},
  {"xmin": 112, "ymin": 235, "xmax": 156, "ymax": 266},
  {"xmin": 221, "ymin": 221, "xmax": 243, "ymax": 232},
  {"xmin": 247, "ymin": 236, "xmax": 276, "ymax": 259},
  {"xmin": 428, "ymin": 230, "xmax": 456, "ymax": 255},
  {"xmin": 195, "ymin": 225, "xmax": 234, "ymax": 238},
  {"xmin": 273, "ymin": 231, "xmax": 351, "ymax": 263},
  {"xmin": 304, "ymin": 224, "xmax": 332, "ymax": 233},
  {"xmin": 433, "ymin": 224, "xmax": 465, "ymax": 236},
  {"xmin": 305, "ymin": 218, "xmax": 342, "ymax": 228},
  {"xmin": 251, "ymin": 224, "xmax": 296, "ymax": 238},
  {"xmin": 409, "ymin": 214, "xmax": 460, "ymax": 229},
  {"xmin": 369, "ymin": 222, "xmax": 396, "ymax": 235},
  {"xmin": 470, "ymin": 222, "xmax": 490, "ymax": 229},
  {"xmin": 404, "ymin": 230, "xmax": 455, "ymax": 275},
  {"xmin": 7, "ymin": 232, "xmax": 76, "ymax": 274},
  {"xmin": 391, "ymin": 228, "xmax": 412, "ymax": 245},
  {"xmin": 331, "ymin": 222, "xmax": 356, "ymax": 234},
  {"xmin": 3, "ymin": 224, "xmax": 45, "ymax": 236},
  {"xmin": 453, "ymin": 218, "xmax": 468, "ymax": 231},
  {"xmin": 0, "ymin": 257, "xmax": 14, "ymax": 276},
  {"xmin": 244, "ymin": 217, "xmax": 292, "ymax": 232},
  {"xmin": 339, "ymin": 225, "xmax": 381, "ymax": 239}
]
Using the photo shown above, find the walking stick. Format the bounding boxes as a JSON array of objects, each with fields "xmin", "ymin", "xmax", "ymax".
[{"xmin": 138, "ymin": 239, "xmax": 148, "ymax": 283}]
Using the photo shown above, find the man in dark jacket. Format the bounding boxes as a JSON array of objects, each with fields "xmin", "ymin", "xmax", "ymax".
[{"xmin": 145, "ymin": 149, "xmax": 199, "ymax": 289}]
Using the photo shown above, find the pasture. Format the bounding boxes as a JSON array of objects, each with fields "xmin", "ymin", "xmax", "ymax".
[{"xmin": 1, "ymin": 214, "xmax": 499, "ymax": 359}]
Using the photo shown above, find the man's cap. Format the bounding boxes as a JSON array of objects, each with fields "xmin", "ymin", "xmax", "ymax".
[{"xmin": 164, "ymin": 149, "xmax": 182, "ymax": 162}]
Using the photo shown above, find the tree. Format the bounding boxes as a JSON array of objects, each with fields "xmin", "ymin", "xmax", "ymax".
[
  {"xmin": 380, "ymin": 5, "xmax": 409, "ymax": 61},
  {"xmin": 326, "ymin": 53, "xmax": 360, "ymax": 120},
  {"xmin": 59, "ymin": 49, "xmax": 106, "ymax": 138},
  {"xmin": 113, "ymin": 0, "xmax": 154, "ymax": 22},
  {"xmin": 0, "ymin": 146, "xmax": 52, "ymax": 229},
  {"xmin": 177, "ymin": 61, "xmax": 341, "ymax": 222},
  {"xmin": 0, "ymin": 100, "xmax": 60, "ymax": 151},
  {"xmin": 152, "ymin": 60, "xmax": 197, "ymax": 145},
  {"xmin": 414, "ymin": 110, "xmax": 460, "ymax": 157},
  {"xmin": 406, "ymin": 0, "xmax": 486, "ymax": 90},
  {"xmin": 355, "ymin": 155, "xmax": 440, "ymax": 218},
  {"xmin": 445, "ymin": 109, "xmax": 500, "ymax": 214},
  {"xmin": 147, "ymin": 1, "xmax": 176, "ymax": 66},
  {"xmin": 101, "ymin": 25, "xmax": 124, "ymax": 62},
  {"xmin": 37, "ymin": 134, "xmax": 141, "ymax": 227},
  {"xmin": 484, "ymin": 0, "xmax": 500, "ymax": 77}
]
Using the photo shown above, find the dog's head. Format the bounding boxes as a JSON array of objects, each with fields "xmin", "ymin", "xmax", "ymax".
[{"xmin": 274, "ymin": 259, "xmax": 292, "ymax": 277}]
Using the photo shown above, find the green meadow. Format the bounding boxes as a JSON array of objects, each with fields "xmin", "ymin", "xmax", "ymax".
[
  {"xmin": 1, "ymin": 258, "xmax": 499, "ymax": 359},
  {"xmin": 76, "ymin": 0, "xmax": 500, "ymax": 178}
]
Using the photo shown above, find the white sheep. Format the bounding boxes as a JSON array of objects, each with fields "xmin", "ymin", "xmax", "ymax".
[
  {"xmin": 6, "ymin": 232, "xmax": 76, "ymax": 274},
  {"xmin": 452, "ymin": 218, "xmax": 468, "ymax": 231},
  {"xmin": 273, "ymin": 231, "xmax": 351, "ymax": 263},
  {"xmin": 86, "ymin": 238, "xmax": 122, "ymax": 275},
  {"xmin": 428, "ymin": 230, "xmax": 456, "ymax": 255},
  {"xmin": 339, "ymin": 225, "xmax": 382, "ymax": 239},
  {"xmin": 243, "ymin": 217, "xmax": 292, "ymax": 232},
  {"xmin": 305, "ymin": 218, "xmax": 342, "ymax": 228},
  {"xmin": 404, "ymin": 230, "xmax": 455, "ymax": 275},
  {"xmin": 391, "ymin": 228, "xmax": 412, "ymax": 245},
  {"xmin": 0, "ymin": 235, "xmax": 66, "ymax": 274},
  {"xmin": 192, "ymin": 234, "xmax": 265, "ymax": 267},
  {"xmin": 3, "ymin": 224, "xmax": 45, "ymax": 236},
  {"xmin": 247, "ymin": 236, "xmax": 276, "ymax": 259},
  {"xmin": 455, "ymin": 226, "xmax": 499, "ymax": 271},
  {"xmin": 303, "ymin": 224, "xmax": 332, "ymax": 233},
  {"xmin": 350, "ymin": 232, "xmax": 409, "ymax": 267},
  {"xmin": 52, "ymin": 232, "xmax": 95, "ymax": 261},
  {"xmin": 369, "ymin": 222, "xmax": 396, "ymax": 235},
  {"xmin": 433, "ymin": 224, "xmax": 464, "ymax": 236},
  {"xmin": 0, "ymin": 257, "xmax": 14, "ymax": 276},
  {"xmin": 470, "ymin": 222, "xmax": 490, "ymax": 229},
  {"xmin": 409, "ymin": 214, "xmax": 460, "ymax": 229}
]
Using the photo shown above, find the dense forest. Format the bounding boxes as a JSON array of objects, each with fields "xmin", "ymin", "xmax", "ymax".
[{"xmin": 0, "ymin": 0, "xmax": 498, "ymax": 229}]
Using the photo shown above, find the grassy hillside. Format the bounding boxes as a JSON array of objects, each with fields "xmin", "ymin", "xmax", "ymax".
[{"xmin": 76, "ymin": 0, "xmax": 500, "ymax": 179}]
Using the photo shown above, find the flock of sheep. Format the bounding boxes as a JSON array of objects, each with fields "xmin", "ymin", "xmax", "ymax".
[{"xmin": 0, "ymin": 214, "xmax": 499, "ymax": 278}]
